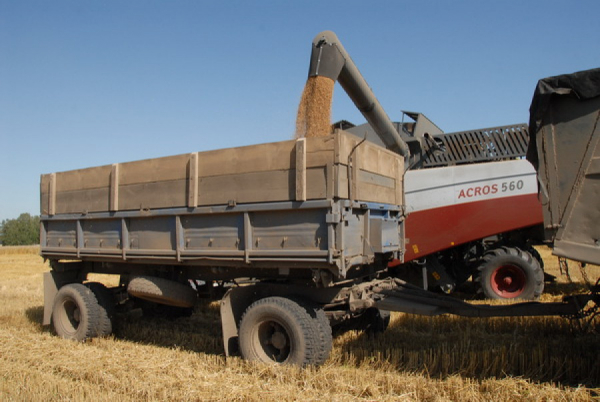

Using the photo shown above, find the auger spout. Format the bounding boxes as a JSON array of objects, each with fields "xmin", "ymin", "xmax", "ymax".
[{"xmin": 308, "ymin": 30, "xmax": 410, "ymax": 158}]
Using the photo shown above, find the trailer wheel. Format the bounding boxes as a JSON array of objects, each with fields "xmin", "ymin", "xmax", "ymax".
[
  {"xmin": 52, "ymin": 283, "xmax": 103, "ymax": 341},
  {"xmin": 238, "ymin": 297, "xmax": 326, "ymax": 366},
  {"xmin": 127, "ymin": 276, "xmax": 196, "ymax": 308},
  {"xmin": 311, "ymin": 302, "xmax": 333, "ymax": 365},
  {"xmin": 84, "ymin": 282, "xmax": 114, "ymax": 336},
  {"xmin": 476, "ymin": 247, "xmax": 544, "ymax": 300}
]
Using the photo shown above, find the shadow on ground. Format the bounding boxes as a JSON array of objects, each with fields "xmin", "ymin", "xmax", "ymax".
[
  {"xmin": 25, "ymin": 301, "xmax": 225, "ymax": 357},
  {"xmin": 24, "ymin": 294, "xmax": 599, "ymax": 388},
  {"xmin": 338, "ymin": 311, "xmax": 599, "ymax": 387},
  {"xmin": 25, "ymin": 306, "xmax": 52, "ymax": 334}
]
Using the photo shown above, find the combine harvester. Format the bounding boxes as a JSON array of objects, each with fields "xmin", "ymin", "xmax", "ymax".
[
  {"xmin": 341, "ymin": 112, "xmax": 544, "ymax": 300},
  {"xmin": 40, "ymin": 31, "xmax": 599, "ymax": 366},
  {"xmin": 312, "ymin": 30, "xmax": 547, "ymax": 300}
]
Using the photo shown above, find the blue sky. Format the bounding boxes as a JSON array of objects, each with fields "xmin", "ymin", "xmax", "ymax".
[{"xmin": 1, "ymin": 0, "xmax": 598, "ymax": 222}]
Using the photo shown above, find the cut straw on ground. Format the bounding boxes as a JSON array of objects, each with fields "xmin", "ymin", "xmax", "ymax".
[{"xmin": 0, "ymin": 247, "xmax": 598, "ymax": 401}]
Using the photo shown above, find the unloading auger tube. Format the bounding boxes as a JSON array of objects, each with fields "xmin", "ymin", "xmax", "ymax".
[{"xmin": 309, "ymin": 30, "xmax": 411, "ymax": 158}]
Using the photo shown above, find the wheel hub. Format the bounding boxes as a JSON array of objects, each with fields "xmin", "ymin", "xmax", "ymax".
[
  {"xmin": 270, "ymin": 330, "xmax": 287, "ymax": 350},
  {"xmin": 491, "ymin": 264, "xmax": 526, "ymax": 298},
  {"xmin": 257, "ymin": 321, "xmax": 291, "ymax": 362}
]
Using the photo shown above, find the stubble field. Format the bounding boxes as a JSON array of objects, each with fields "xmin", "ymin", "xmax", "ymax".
[{"xmin": 0, "ymin": 245, "xmax": 598, "ymax": 401}]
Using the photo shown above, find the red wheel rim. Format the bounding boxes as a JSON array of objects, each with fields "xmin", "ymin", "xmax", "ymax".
[{"xmin": 490, "ymin": 264, "xmax": 526, "ymax": 298}]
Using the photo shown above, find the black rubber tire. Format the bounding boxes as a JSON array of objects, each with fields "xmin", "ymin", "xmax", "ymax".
[
  {"xmin": 476, "ymin": 247, "xmax": 544, "ymax": 300},
  {"xmin": 525, "ymin": 246, "xmax": 556, "ymax": 283},
  {"xmin": 238, "ymin": 297, "xmax": 327, "ymax": 366},
  {"xmin": 525, "ymin": 246, "xmax": 545, "ymax": 270},
  {"xmin": 84, "ymin": 282, "xmax": 114, "ymax": 337},
  {"xmin": 304, "ymin": 300, "xmax": 332, "ymax": 365},
  {"xmin": 127, "ymin": 276, "xmax": 197, "ymax": 308},
  {"xmin": 52, "ymin": 283, "xmax": 103, "ymax": 341}
]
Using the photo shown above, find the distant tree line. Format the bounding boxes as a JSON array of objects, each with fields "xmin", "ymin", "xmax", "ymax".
[{"xmin": 0, "ymin": 213, "xmax": 40, "ymax": 246}]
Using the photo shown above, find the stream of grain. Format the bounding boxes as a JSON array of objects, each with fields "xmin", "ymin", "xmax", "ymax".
[{"xmin": 295, "ymin": 75, "xmax": 335, "ymax": 139}]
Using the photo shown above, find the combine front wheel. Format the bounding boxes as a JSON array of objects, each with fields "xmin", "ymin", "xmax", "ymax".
[{"xmin": 476, "ymin": 247, "xmax": 544, "ymax": 300}]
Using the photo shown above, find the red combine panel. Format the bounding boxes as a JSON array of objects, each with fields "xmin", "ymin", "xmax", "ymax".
[{"xmin": 404, "ymin": 159, "xmax": 543, "ymax": 262}]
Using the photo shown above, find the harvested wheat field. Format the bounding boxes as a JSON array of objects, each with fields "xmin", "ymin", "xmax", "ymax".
[{"xmin": 0, "ymin": 245, "xmax": 598, "ymax": 401}]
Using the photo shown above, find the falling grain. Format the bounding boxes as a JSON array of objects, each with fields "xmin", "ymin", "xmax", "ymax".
[{"xmin": 295, "ymin": 75, "xmax": 335, "ymax": 139}]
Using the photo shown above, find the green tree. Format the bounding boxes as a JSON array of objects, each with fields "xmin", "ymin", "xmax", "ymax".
[{"xmin": 0, "ymin": 213, "xmax": 40, "ymax": 246}]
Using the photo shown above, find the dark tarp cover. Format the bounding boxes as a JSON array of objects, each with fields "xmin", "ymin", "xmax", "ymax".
[{"xmin": 527, "ymin": 67, "xmax": 600, "ymax": 168}]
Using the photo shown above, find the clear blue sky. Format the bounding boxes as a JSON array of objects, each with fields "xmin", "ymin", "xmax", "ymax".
[{"xmin": 1, "ymin": 0, "xmax": 598, "ymax": 222}]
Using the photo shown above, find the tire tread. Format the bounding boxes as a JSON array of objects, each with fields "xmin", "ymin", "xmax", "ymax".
[
  {"xmin": 52, "ymin": 283, "xmax": 102, "ymax": 341},
  {"xmin": 85, "ymin": 282, "xmax": 114, "ymax": 337},
  {"xmin": 475, "ymin": 247, "xmax": 544, "ymax": 300},
  {"xmin": 239, "ymin": 297, "xmax": 326, "ymax": 366}
]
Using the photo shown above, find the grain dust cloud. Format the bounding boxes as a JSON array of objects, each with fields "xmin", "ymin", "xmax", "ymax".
[{"xmin": 295, "ymin": 76, "xmax": 335, "ymax": 139}]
